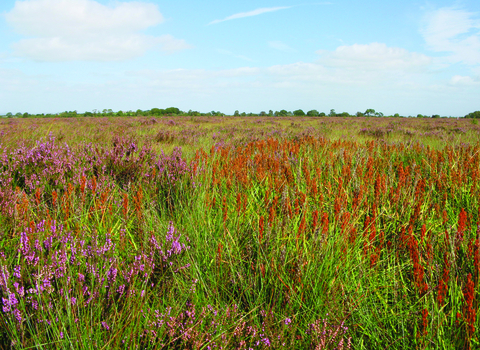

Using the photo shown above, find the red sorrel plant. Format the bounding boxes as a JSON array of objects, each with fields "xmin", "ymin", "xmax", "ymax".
[
  {"xmin": 457, "ymin": 208, "xmax": 468, "ymax": 250},
  {"xmin": 421, "ymin": 308, "xmax": 428, "ymax": 337},
  {"xmin": 437, "ymin": 253, "xmax": 450, "ymax": 306},
  {"xmin": 463, "ymin": 273, "xmax": 476, "ymax": 343}
]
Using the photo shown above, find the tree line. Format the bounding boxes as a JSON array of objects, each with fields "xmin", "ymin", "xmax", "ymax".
[{"xmin": 2, "ymin": 108, "xmax": 479, "ymax": 118}]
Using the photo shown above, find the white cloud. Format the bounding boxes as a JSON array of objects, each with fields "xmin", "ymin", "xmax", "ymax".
[
  {"xmin": 5, "ymin": 0, "xmax": 191, "ymax": 61},
  {"xmin": 422, "ymin": 7, "xmax": 480, "ymax": 65},
  {"xmin": 127, "ymin": 43, "xmax": 434, "ymax": 92},
  {"xmin": 450, "ymin": 75, "xmax": 480, "ymax": 86},
  {"xmin": 268, "ymin": 41, "xmax": 296, "ymax": 53},
  {"xmin": 317, "ymin": 43, "xmax": 431, "ymax": 71},
  {"xmin": 209, "ymin": 6, "xmax": 291, "ymax": 25}
]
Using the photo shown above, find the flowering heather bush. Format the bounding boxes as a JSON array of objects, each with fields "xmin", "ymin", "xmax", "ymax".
[
  {"xmin": 0, "ymin": 221, "xmax": 190, "ymax": 348},
  {"xmin": 0, "ymin": 134, "xmax": 193, "ymax": 223}
]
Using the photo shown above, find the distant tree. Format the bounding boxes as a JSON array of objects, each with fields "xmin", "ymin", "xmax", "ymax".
[
  {"xmin": 364, "ymin": 109, "xmax": 375, "ymax": 117},
  {"xmin": 150, "ymin": 108, "xmax": 165, "ymax": 116},
  {"xmin": 240, "ymin": 112, "xmax": 246, "ymax": 117},
  {"xmin": 6, "ymin": 112, "xmax": 12, "ymax": 118},
  {"xmin": 329, "ymin": 109, "xmax": 336, "ymax": 117},
  {"xmin": 188, "ymin": 110, "xmax": 200, "ymax": 116},
  {"xmin": 165, "ymin": 107, "xmax": 181, "ymax": 115},
  {"xmin": 234, "ymin": 110, "xmax": 240, "ymax": 116},
  {"xmin": 307, "ymin": 110, "xmax": 319, "ymax": 116},
  {"xmin": 136, "ymin": 109, "xmax": 143, "ymax": 116},
  {"xmin": 431, "ymin": 114, "xmax": 440, "ymax": 118},
  {"xmin": 375, "ymin": 112, "xmax": 384, "ymax": 117},
  {"xmin": 84, "ymin": 111, "xmax": 93, "ymax": 116},
  {"xmin": 465, "ymin": 111, "xmax": 480, "ymax": 118},
  {"xmin": 394, "ymin": 113, "xmax": 400, "ymax": 118},
  {"xmin": 22, "ymin": 112, "xmax": 30, "ymax": 118},
  {"xmin": 293, "ymin": 109, "xmax": 306, "ymax": 116},
  {"xmin": 338, "ymin": 112, "xmax": 350, "ymax": 117},
  {"xmin": 356, "ymin": 111, "xmax": 364, "ymax": 117},
  {"xmin": 319, "ymin": 112, "xmax": 326, "ymax": 117},
  {"xmin": 276, "ymin": 110, "xmax": 289, "ymax": 117},
  {"xmin": 417, "ymin": 114, "xmax": 425, "ymax": 118},
  {"xmin": 268, "ymin": 110, "xmax": 273, "ymax": 116},
  {"xmin": 117, "ymin": 111, "xmax": 124, "ymax": 116},
  {"xmin": 259, "ymin": 111, "xmax": 267, "ymax": 117}
]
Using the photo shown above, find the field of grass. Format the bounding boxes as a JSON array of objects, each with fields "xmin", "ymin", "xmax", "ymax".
[{"xmin": 1, "ymin": 116, "xmax": 480, "ymax": 349}]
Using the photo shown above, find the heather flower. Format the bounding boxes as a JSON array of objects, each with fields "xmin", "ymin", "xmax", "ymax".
[{"xmin": 13, "ymin": 265, "xmax": 21, "ymax": 279}]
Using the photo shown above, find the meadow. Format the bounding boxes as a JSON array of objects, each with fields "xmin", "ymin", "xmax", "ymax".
[{"xmin": 0, "ymin": 115, "xmax": 480, "ymax": 349}]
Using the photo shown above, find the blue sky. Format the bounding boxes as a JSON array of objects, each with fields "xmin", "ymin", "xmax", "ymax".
[{"xmin": 0, "ymin": 0, "xmax": 479, "ymax": 116}]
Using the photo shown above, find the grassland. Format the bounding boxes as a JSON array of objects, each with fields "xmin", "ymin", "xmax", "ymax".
[{"xmin": 1, "ymin": 116, "xmax": 480, "ymax": 349}]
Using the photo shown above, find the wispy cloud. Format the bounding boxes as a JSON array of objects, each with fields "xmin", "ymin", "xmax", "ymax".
[
  {"xmin": 217, "ymin": 49, "xmax": 254, "ymax": 62},
  {"xmin": 316, "ymin": 43, "xmax": 431, "ymax": 72},
  {"xmin": 421, "ymin": 7, "xmax": 480, "ymax": 66},
  {"xmin": 209, "ymin": 6, "xmax": 291, "ymax": 25},
  {"xmin": 268, "ymin": 41, "xmax": 296, "ymax": 53}
]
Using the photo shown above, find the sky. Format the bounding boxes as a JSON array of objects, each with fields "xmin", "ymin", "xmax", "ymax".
[{"xmin": 0, "ymin": 0, "xmax": 479, "ymax": 116}]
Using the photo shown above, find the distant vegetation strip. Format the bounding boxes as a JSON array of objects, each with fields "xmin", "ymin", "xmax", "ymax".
[{"xmin": 2, "ymin": 107, "xmax": 480, "ymax": 119}]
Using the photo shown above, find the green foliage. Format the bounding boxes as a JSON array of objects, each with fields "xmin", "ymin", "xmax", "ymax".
[
  {"xmin": 275, "ymin": 109, "xmax": 289, "ymax": 117},
  {"xmin": 293, "ymin": 109, "xmax": 306, "ymax": 116},
  {"xmin": 465, "ymin": 111, "xmax": 480, "ymax": 119},
  {"xmin": 8, "ymin": 107, "xmax": 475, "ymax": 120},
  {"xmin": 150, "ymin": 108, "xmax": 166, "ymax": 116},
  {"xmin": 165, "ymin": 107, "xmax": 181, "ymax": 115}
]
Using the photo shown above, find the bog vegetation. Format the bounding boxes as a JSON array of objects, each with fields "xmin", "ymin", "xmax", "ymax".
[{"xmin": 1, "ymin": 116, "xmax": 480, "ymax": 349}]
